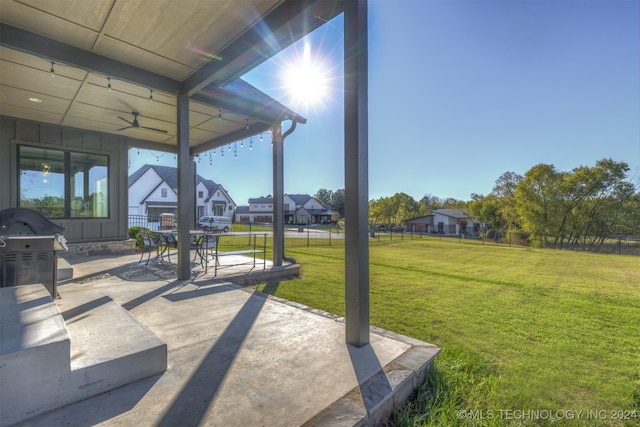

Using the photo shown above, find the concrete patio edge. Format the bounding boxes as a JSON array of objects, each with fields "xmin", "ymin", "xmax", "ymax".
[{"xmin": 248, "ymin": 291, "xmax": 441, "ymax": 426}]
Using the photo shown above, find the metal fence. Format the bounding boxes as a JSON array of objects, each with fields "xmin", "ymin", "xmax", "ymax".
[
  {"xmin": 556, "ymin": 237, "xmax": 640, "ymax": 256},
  {"xmin": 128, "ymin": 214, "xmax": 173, "ymax": 230},
  {"xmin": 127, "ymin": 217, "xmax": 639, "ymax": 256}
]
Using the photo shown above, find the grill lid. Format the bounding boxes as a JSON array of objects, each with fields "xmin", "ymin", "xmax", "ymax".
[{"xmin": 0, "ymin": 208, "xmax": 65, "ymax": 235}]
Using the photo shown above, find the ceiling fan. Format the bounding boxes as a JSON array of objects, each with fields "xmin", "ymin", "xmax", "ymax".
[{"xmin": 117, "ymin": 112, "xmax": 168, "ymax": 134}]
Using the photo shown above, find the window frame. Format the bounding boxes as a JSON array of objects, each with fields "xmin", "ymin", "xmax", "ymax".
[{"xmin": 17, "ymin": 144, "xmax": 110, "ymax": 219}]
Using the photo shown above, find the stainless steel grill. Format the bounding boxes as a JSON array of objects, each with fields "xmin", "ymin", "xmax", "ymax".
[{"xmin": 0, "ymin": 208, "xmax": 67, "ymax": 297}]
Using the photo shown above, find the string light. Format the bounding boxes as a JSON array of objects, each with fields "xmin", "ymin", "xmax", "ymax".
[
  {"xmin": 40, "ymin": 60, "xmax": 260, "ymax": 144},
  {"xmin": 148, "ymin": 151, "xmax": 166, "ymax": 163},
  {"xmin": 234, "ymin": 143, "xmax": 238, "ymax": 158},
  {"xmin": 249, "ymin": 135, "xmax": 253, "ymax": 150}
]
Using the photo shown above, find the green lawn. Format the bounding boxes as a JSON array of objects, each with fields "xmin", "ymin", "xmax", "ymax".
[{"xmin": 254, "ymin": 237, "xmax": 640, "ymax": 426}]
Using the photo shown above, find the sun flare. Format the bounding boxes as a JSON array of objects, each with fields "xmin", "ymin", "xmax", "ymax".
[{"xmin": 282, "ymin": 42, "xmax": 328, "ymax": 107}]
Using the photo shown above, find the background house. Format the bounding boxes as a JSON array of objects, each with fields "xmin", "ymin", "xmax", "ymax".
[
  {"xmin": 405, "ymin": 209, "xmax": 478, "ymax": 235},
  {"xmin": 129, "ymin": 164, "xmax": 235, "ymax": 220},
  {"xmin": 235, "ymin": 194, "xmax": 337, "ymax": 224}
]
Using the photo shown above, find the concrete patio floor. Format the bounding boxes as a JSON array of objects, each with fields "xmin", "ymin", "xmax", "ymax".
[{"xmin": 14, "ymin": 253, "xmax": 439, "ymax": 426}]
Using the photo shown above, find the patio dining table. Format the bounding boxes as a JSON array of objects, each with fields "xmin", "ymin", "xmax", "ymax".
[{"xmin": 154, "ymin": 230, "xmax": 267, "ymax": 276}]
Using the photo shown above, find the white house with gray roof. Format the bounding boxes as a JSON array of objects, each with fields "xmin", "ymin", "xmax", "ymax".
[
  {"xmin": 235, "ymin": 194, "xmax": 337, "ymax": 224},
  {"xmin": 128, "ymin": 165, "xmax": 235, "ymax": 220},
  {"xmin": 404, "ymin": 209, "xmax": 479, "ymax": 235}
]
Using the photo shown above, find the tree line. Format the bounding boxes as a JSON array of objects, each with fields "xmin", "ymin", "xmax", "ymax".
[
  {"xmin": 315, "ymin": 158, "xmax": 640, "ymax": 246},
  {"xmin": 470, "ymin": 159, "xmax": 639, "ymax": 247}
]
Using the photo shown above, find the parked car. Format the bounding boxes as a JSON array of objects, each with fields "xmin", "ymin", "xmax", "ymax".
[
  {"xmin": 374, "ymin": 224, "xmax": 387, "ymax": 232},
  {"xmin": 197, "ymin": 216, "xmax": 231, "ymax": 232},
  {"xmin": 391, "ymin": 225, "xmax": 403, "ymax": 233}
]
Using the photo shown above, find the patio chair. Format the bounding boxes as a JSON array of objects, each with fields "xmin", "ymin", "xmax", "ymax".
[
  {"xmin": 193, "ymin": 232, "xmax": 219, "ymax": 273},
  {"xmin": 158, "ymin": 232, "xmax": 178, "ymax": 263},
  {"xmin": 138, "ymin": 228, "xmax": 160, "ymax": 265}
]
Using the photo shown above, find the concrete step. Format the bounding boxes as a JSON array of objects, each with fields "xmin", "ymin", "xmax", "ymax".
[
  {"xmin": 59, "ymin": 291, "xmax": 167, "ymax": 372},
  {"xmin": 0, "ymin": 284, "xmax": 167, "ymax": 426}
]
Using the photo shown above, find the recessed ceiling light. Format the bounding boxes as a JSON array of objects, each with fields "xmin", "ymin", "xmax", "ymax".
[{"xmin": 28, "ymin": 97, "xmax": 43, "ymax": 103}]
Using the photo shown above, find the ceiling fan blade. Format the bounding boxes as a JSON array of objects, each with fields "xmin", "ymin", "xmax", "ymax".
[
  {"xmin": 140, "ymin": 126, "xmax": 168, "ymax": 134},
  {"xmin": 118, "ymin": 116, "xmax": 134, "ymax": 126},
  {"xmin": 117, "ymin": 126, "xmax": 133, "ymax": 131}
]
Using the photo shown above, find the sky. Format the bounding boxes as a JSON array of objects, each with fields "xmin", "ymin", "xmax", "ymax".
[{"xmin": 129, "ymin": 0, "xmax": 640, "ymax": 207}]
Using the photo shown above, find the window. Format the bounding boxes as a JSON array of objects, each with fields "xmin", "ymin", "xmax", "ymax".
[
  {"xmin": 198, "ymin": 191, "xmax": 203, "ymax": 198},
  {"xmin": 161, "ymin": 188, "xmax": 167, "ymax": 198},
  {"xmin": 19, "ymin": 145, "xmax": 108, "ymax": 218},
  {"xmin": 217, "ymin": 191, "xmax": 220, "ymax": 197}
]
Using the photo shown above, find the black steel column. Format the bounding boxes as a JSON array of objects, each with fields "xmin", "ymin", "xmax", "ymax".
[
  {"xmin": 176, "ymin": 94, "xmax": 194, "ymax": 280},
  {"xmin": 272, "ymin": 125, "xmax": 284, "ymax": 266},
  {"xmin": 344, "ymin": 0, "xmax": 369, "ymax": 347}
]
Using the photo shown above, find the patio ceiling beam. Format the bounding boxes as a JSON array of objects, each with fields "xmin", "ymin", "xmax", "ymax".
[
  {"xmin": 182, "ymin": 0, "xmax": 344, "ymax": 95},
  {"xmin": 0, "ymin": 24, "xmax": 181, "ymax": 95},
  {"xmin": 191, "ymin": 87, "xmax": 306, "ymax": 126}
]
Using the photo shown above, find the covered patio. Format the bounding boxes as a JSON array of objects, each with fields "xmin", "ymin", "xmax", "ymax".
[
  {"xmin": 1, "ymin": 1, "xmax": 440, "ymax": 424},
  {"xmin": 3, "ymin": 253, "xmax": 439, "ymax": 426}
]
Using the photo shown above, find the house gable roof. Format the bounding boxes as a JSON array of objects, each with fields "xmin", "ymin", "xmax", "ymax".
[
  {"xmin": 404, "ymin": 215, "xmax": 434, "ymax": 223},
  {"xmin": 287, "ymin": 194, "xmax": 312, "ymax": 206},
  {"xmin": 432, "ymin": 209, "xmax": 468, "ymax": 219},
  {"xmin": 129, "ymin": 164, "xmax": 234, "ymax": 206},
  {"xmin": 249, "ymin": 197, "xmax": 273, "ymax": 204}
]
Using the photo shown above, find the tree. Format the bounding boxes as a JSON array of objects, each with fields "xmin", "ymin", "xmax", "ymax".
[
  {"xmin": 368, "ymin": 196, "xmax": 394, "ymax": 227},
  {"xmin": 492, "ymin": 171, "xmax": 523, "ymax": 231},
  {"xmin": 513, "ymin": 159, "xmax": 637, "ymax": 248},
  {"xmin": 420, "ymin": 194, "xmax": 443, "ymax": 211},
  {"xmin": 369, "ymin": 193, "xmax": 426, "ymax": 227},
  {"xmin": 314, "ymin": 188, "xmax": 333, "ymax": 205},
  {"xmin": 515, "ymin": 164, "xmax": 564, "ymax": 246},
  {"xmin": 468, "ymin": 193, "xmax": 504, "ymax": 241},
  {"xmin": 331, "ymin": 189, "xmax": 345, "ymax": 218},
  {"xmin": 313, "ymin": 188, "xmax": 345, "ymax": 218},
  {"xmin": 390, "ymin": 192, "xmax": 427, "ymax": 224}
]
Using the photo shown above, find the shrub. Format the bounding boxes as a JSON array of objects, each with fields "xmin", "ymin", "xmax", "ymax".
[{"xmin": 128, "ymin": 226, "xmax": 149, "ymax": 249}]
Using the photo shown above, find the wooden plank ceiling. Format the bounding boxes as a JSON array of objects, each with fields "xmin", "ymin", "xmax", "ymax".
[{"xmin": 0, "ymin": 0, "xmax": 342, "ymax": 153}]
